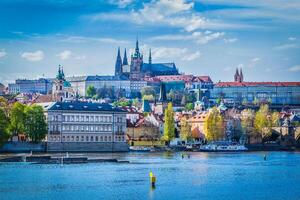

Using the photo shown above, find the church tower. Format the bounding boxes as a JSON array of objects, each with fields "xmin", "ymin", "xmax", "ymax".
[
  {"xmin": 115, "ymin": 47, "xmax": 123, "ymax": 76},
  {"xmin": 123, "ymin": 48, "xmax": 128, "ymax": 66},
  {"xmin": 234, "ymin": 68, "xmax": 239, "ymax": 82},
  {"xmin": 130, "ymin": 39, "xmax": 143, "ymax": 80},
  {"xmin": 52, "ymin": 65, "xmax": 66, "ymax": 102},
  {"xmin": 234, "ymin": 68, "xmax": 244, "ymax": 82}
]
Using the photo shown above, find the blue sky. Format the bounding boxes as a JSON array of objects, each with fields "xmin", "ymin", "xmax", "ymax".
[{"xmin": 0, "ymin": 0, "xmax": 300, "ymax": 85}]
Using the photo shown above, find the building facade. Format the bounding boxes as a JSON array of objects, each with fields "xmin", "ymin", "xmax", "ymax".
[
  {"xmin": 210, "ymin": 71, "xmax": 300, "ymax": 105},
  {"xmin": 47, "ymin": 101, "xmax": 128, "ymax": 152},
  {"xmin": 8, "ymin": 78, "xmax": 52, "ymax": 94}
]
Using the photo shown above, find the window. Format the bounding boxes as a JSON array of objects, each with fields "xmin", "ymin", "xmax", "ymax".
[
  {"xmin": 108, "ymin": 136, "xmax": 111, "ymax": 141},
  {"xmin": 104, "ymin": 136, "xmax": 107, "ymax": 141},
  {"xmin": 81, "ymin": 136, "xmax": 84, "ymax": 142},
  {"xmin": 91, "ymin": 136, "xmax": 94, "ymax": 142},
  {"xmin": 95, "ymin": 136, "xmax": 98, "ymax": 141},
  {"xmin": 96, "ymin": 116, "xmax": 99, "ymax": 122},
  {"xmin": 76, "ymin": 136, "xmax": 79, "ymax": 141},
  {"xmin": 100, "ymin": 136, "xmax": 103, "ymax": 142},
  {"xmin": 86, "ymin": 136, "xmax": 89, "ymax": 142}
]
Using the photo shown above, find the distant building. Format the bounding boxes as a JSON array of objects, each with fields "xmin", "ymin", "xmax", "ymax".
[
  {"xmin": 67, "ymin": 75, "xmax": 131, "ymax": 97},
  {"xmin": 0, "ymin": 83, "xmax": 5, "ymax": 95},
  {"xmin": 8, "ymin": 78, "xmax": 52, "ymax": 94},
  {"xmin": 47, "ymin": 101, "xmax": 128, "ymax": 152},
  {"xmin": 210, "ymin": 70, "xmax": 300, "ymax": 105},
  {"xmin": 115, "ymin": 39, "xmax": 179, "ymax": 80}
]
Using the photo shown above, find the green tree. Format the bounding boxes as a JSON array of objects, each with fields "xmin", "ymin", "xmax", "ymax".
[
  {"xmin": 24, "ymin": 105, "xmax": 47, "ymax": 143},
  {"xmin": 86, "ymin": 85, "xmax": 96, "ymax": 98},
  {"xmin": 163, "ymin": 102, "xmax": 175, "ymax": 144},
  {"xmin": 142, "ymin": 95, "xmax": 154, "ymax": 101},
  {"xmin": 204, "ymin": 107, "xmax": 224, "ymax": 141},
  {"xmin": 141, "ymin": 86, "xmax": 156, "ymax": 98},
  {"xmin": 185, "ymin": 103, "xmax": 194, "ymax": 111},
  {"xmin": 180, "ymin": 116, "xmax": 192, "ymax": 141},
  {"xmin": 0, "ymin": 97, "xmax": 10, "ymax": 117},
  {"xmin": 254, "ymin": 104, "xmax": 272, "ymax": 140},
  {"xmin": 8, "ymin": 102, "xmax": 26, "ymax": 136},
  {"xmin": 0, "ymin": 108, "xmax": 9, "ymax": 146}
]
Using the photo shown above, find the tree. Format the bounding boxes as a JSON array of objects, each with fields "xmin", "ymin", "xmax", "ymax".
[
  {"xmin": 0, "ymin": 108, "xmax": 9, "ymax": 146},
  {"xmin": 180, "ymin": 116, "xmax": 192, "ymax": 141},
  {"xmin": 24, "ymin": 105, "xmax": 47, "ymax": 143},
  {"xmin": 204, "ymin": 107, "xmax": 224, "ymax": 141},
  {"xmin": 0, "ymin": 97, "xmax": 10, "ymax": 117},
  {"xmin": 8, "ymin": 102, "xmax": 26, "ymax": 136},
  {"xmin": 163, "ymin": 102, "xmax": 175, "ymax": 144},
  {"xmin": 254, "ymin": 104, "xmax": 272, "ymax": 140},
  {"xmin": 241, "ymin": 109, "xmax": 256, "ymax": 143},
  {"xmin": 86, "ymin": 85, "xmax": 96, "ymax": 98},
  {"xmin": 185, "ymin": 103, "xmax": 194, "ymax": 111},
  {"xmin": 143, "ymin": 95, "xmax": 154, "ymax": 101},
  {"xmin": 141, "ymin": 86, "xmax": 156, "ymax": 98},
  {"xmin": 271, "ymin": 111, "xmax": 280, "ymax": 126}
]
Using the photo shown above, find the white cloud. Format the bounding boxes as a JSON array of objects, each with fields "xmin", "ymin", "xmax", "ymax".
[
  {"xmin": 274, "ymin": 43, "xmax": 298, "ymax": 50},
  {"xmin": 89, "ymin": 0, "xmax": 244, "ymax": 32},
  {"xmin": 152, "ymin": 47, "xmax": 187, "ymax": 60},
  {"xmin": 58, "ymin": 50, "xmax": 72, "ymax": 60},
  {"xmin": 288, "ymin": 65, "xmax": 300, "ymax": 72},
  {"xmin": 288, "ymin": 37, "xmax": 296, "ymax": 41},
  {"xmin": 251, "ymin": 57, "xmax": 260, "ymax": 62},
  {"xmin": 109, "ymin": 0, "xmax": 133, "ymax": 8},
  {"xmin": 0, "ymin": 49, "xmax": 7, "ymax": 58},
  {"xmin": 224, "ymin": 38, "xmax": 238, "ymax": 43},
  {"xmin": 61, "ymin": 36, "xmax": 129, "ymax": 44},
  {"xmin": 21, "ymin": 50, "xmax": 44, "ymax": 62},
  {"xmin": 182, "ymin": 51, "xmax": 201, "ymax": 61},
  {"xmin": 150, "ymin": 31, "xmax": 224, "ymax": 45}
]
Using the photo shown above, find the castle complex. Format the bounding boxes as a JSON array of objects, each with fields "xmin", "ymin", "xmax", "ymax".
[{"xmin": 115, "ymin": 39, "xmax": 179, "ymax": 80}]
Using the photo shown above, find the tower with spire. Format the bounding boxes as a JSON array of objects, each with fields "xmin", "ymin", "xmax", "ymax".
[
  {"xmin": 123, "ymin": 48, "xmax": 128, "ymax": 66},
  {"xmin": 115, "ymin": 47, "xmax": 123, "ymax": 77},
  {"xmin": 130, "ymin": 38, "xmax": 143, "ymax": 79},
  {"xmin": 53, "ymin": 65, "xmax": 66, "ymax": 102},
  {"xmin": 234, "ymin": 68, "xmax": 244, "ymax": 82}
]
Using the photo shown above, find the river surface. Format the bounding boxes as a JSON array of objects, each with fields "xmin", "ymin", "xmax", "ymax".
[{"xmin": 0, "ymin": 151, "xmax": 300, "ymax": 200}]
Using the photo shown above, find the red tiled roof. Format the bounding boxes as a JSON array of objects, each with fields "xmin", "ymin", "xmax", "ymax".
[
  {"xmin": 216, "ymin": 82, "xmax": 300, "ymax": 87},
  {"xmin": 154, "ymin": 75, "xmax": 213, "ymax": 83}
]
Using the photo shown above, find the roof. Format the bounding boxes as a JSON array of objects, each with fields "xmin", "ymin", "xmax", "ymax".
[
  {"xmin": 154, "ymin": 75, "xmax": 213, "ymax": 83},
  {"xmin": 86, "ymin": 75, "xmax": 129, "ymax": 81},
  {"xmin": 216, "ymin": 82, "xmax": 300, "ymax": 87},
  {"xmin": 48, "ymin": 101, "xmax": 126, "ymax": 112},
  {"xmin": 142, "ymin": 63, "xmax": 178, "ymax": 73}
]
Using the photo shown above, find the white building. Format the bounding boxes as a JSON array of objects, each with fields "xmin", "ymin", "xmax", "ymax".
[{"xmin": 47, "ymin": 101, "xmax": 128, "ymax": 152}]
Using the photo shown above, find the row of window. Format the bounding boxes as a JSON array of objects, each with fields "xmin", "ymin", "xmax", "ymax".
[
  {"xmin": 49, "ymin": 114, "xmax": 125, "ymax": 123},
  {"xmin": 49, "ymin": 135, "xmax": 125, "ymax": 142},
  {"xmin": 62, "ymin": 124, "xmax": 113, "ymax": 132}
]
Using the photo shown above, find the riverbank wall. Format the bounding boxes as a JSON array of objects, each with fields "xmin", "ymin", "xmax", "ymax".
[
  {"xmin": 0, "ymin": 142, "xmax": 46, "ymax": 153},
  {"xmin": 47, "ymin": 142, "xmax": 129, "ymax": 152}
]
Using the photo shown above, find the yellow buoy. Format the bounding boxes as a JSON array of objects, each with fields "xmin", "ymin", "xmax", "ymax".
[{"xmin": 149, "ymin": 171, "xmax": 156, "ymax": 187}]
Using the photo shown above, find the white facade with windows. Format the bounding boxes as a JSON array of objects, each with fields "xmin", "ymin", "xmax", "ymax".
[{"xmin": 47, "ymin": 102, "xmax": 128, "ymax": 151}]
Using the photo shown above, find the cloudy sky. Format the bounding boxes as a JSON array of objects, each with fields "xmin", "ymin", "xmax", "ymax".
[{"xmin": 0, "ymin": 0, "xmax": 300, "ymax": 85}]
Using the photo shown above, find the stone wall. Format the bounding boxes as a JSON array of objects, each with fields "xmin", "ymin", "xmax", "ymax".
[
  {"xmin": 0, "ymin": 142, "xmax": 46, "ymax": 153},
  {"xmin": 47, "ymin": 142, "xmax": 129, "ymax": 152}
]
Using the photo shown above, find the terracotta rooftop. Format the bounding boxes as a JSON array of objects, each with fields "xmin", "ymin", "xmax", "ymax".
[{"xmin": 216, "ymin": 82, "xmax": 300, "ymax": 87}]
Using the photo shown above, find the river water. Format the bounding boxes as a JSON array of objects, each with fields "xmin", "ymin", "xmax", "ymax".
[{"xmin": 1, "ymin": 151, "xmax": 300, "ymax": 200}]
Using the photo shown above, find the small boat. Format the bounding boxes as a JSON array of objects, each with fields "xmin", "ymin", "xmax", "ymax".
[
  {"xmin": 200, "ymin": 141, "xmax": 248, "ymax": 152},
  {"xmin": 129, "ymin": 146, "xmax": 152, "ymax": 152}
]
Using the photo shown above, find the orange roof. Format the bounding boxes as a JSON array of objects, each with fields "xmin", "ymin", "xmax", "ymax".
[{"xmin": 216, "ymin": 82, "xmax": 300, "ymax": 87}]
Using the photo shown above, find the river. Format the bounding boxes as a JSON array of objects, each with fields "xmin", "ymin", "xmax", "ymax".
[{"xmin": 1, "ymin": 151, "xmax": 300, "ymax": 200}]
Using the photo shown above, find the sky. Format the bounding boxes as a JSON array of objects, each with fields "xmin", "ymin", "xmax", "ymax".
[{"xmin": 0, "ymin": 0, "xmax": 300, "ymax": 85}]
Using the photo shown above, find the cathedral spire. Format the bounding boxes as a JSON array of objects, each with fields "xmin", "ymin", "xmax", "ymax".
[
  {"xmin": 123, "ymin": 48, "xmax": 128, "ymax": 65},
  {"xmin": 234, "ymin": 68, "xmax": 239, "ymax": 82},
  {"xmin": 115, "ymin": 47, "xmax": 123, "ymax": 76},
  {"xmin": 240, "ymin": 68, "xmax": 243, "ymax": 82},
  {"xmin": 149, "ymin": 48, "xmax": 152, "ymax": 64}
]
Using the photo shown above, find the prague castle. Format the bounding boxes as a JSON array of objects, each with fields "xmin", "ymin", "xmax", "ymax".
[{"xmin": 115, "ymin": 39, "xmax": 179, "ymax": 80}]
